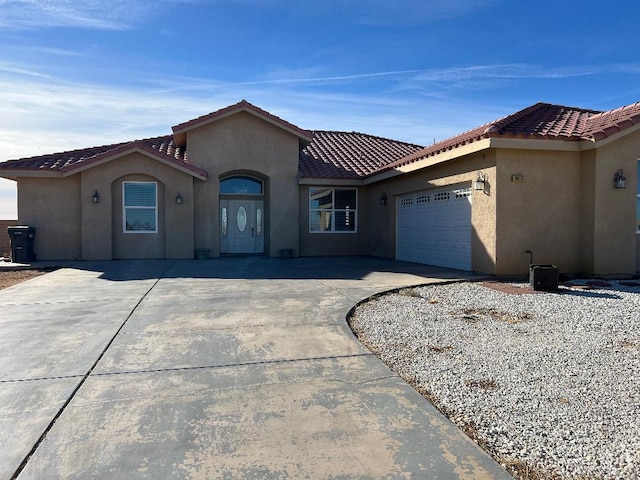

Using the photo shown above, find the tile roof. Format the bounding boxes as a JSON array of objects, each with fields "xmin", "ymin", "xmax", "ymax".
[
  {"xmin": 0, "ymin": 135, "xmax": 208, "ymax": 179},
  {"xmin": 299, "ymin": 131, "xmax": 423, "ymax": 180},
  {"xmin": 3, "ymin": 100, "xmax": 640, "ymax": 182},
  {"xmin": 377, "ymin": 102, "xmax": 640, "ymax": 175},
  {"xmin": 172, "ymin": 99, "xmax": 313, "ymax": 143},
  {"xmin": 583, "ymin": 102, "xmax": 640, "ymax": 141}
]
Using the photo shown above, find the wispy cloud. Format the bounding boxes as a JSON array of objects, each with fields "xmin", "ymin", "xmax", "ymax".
[
  {"xmin": 0, "ymin": 0, "xmax": 163, "ymax": 30},
  {"xmin": 0, "ymin": 61, "xmax": 51, "ymax": 78}
]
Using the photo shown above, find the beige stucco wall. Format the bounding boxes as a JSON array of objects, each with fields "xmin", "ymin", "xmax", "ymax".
[
  {"xmin": 590, "ymin": 130, "xmax": 639, "ymax": 275},
  {"xmin": 186, "ymin": 112, "xmax": 300, "ymax": 257},
  {"xmin": 81, "ymin": 153, "xmax": 195, "ymax": 260},
  {"xmin": 17, "ymin": 176, "xmax": 82, "ymax": 260},
  {"xmin": 494, "ymin": 149, "xmax": 583, "ymax": 276}
]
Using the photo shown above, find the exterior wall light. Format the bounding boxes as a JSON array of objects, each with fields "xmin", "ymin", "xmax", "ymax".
[
  {"xmin": 474, "ymin": 171, "xmax": 487, "ymax": 191},
  {"xmin": 176, "ymin": 193, "xmax": 183, "ymax": 205},
  {"xmin": 92, "ymin": 190, "xmax": 100, "ymax": 203},
  {"xmin": 614, "ymin": 169, "xmax": 626, "ymax": 189},
  {"xmin": 380, "ymin": 192, "xmax": 387, "ymax": 206}
]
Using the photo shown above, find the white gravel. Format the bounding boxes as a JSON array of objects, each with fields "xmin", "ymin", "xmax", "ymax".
[{"xmin": 349, "ymin": 280, "xmax": 640, "ymax": 480}]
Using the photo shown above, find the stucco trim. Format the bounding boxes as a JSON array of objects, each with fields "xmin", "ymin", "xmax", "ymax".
[
  {"xmin": 172, "ymin": 100, "xmax": 314, "ymax": 147},
  {"xmin": 59, "ymin": 147, "xmax": 208, "ymax": 181},
  {"xmin": 298, "ymin": 178, "xmax": 364, "ymax": 186},
  {"xmin": 0, "ymin": 170, "xmax": 61, "ymax": 179},
  {"xmin": 364, "ymin": 138, "xmax": 493, "ymax": 184}
]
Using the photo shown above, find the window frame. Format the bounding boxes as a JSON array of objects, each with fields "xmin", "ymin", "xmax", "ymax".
[
  {"xmin": 309, "ymin": 187, "xmax": 358, "ymax": 233},
  {"xmin": 123, "ymin": 181, "xmax": 158, "ymax": 234}
]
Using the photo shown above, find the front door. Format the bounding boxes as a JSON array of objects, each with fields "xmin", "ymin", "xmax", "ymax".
[{"xmin": 224, "ymin": 199, "xmax": 264, "ymax": 254}]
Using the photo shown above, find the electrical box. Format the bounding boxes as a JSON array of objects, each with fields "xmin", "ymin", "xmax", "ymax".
[{"xmin": 529, "ymin": 264, "xmax": 558, "ymax": 291}]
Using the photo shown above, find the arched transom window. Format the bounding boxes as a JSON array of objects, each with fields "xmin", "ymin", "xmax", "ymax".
[{"xmin": 220, "ymin": 176, "xmax": 263, "ymax": 195}]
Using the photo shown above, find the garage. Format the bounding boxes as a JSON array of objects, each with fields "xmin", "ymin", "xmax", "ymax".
[{"xmin": 396, "ymin": 186, "xmax": 472, "ymax": 271}]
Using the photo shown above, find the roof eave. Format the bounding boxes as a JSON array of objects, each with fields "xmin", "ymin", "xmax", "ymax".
[
  {"xmin": 298, "ymin": 177, "xmax": 364, "ymax": 186},
  {"xmin": 0, "ymin": 170, "xmax": 62, "ymax": 179},
  {"xmin": 60, "ymin": 146, "xmax": 208, "ymax": 180}
]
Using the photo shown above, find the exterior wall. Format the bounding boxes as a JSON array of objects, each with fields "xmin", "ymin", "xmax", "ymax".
[
  {"xmin": 366, "ymin": 151, "xmax": 497, "ymax": 274},
  {"xmin": 0, "ymin": 220, "xmax": 18, "ymax": 258},
  {"xmin": 111, "ymin": 174, "xmax": 166, "ymax": 259},
  {"xmin": 17, "ymin": 176, "xmax": 82, "ymax": 260},
  {"xmin": 494, "ymin": 149, "xmax": 583, "ymax": 276},
  {"xmin": 81, "ymin": 153, "xmax": 195, "ymax": 260},
  {"xmin": 590, "ymin": 131, "xmax": 639, "ymax": 276},
  {"xmin": 186, "ymin": 112, "xmax": 300, "ymax": 257},
  {"xmin": 579, "ymin": 149, "xmax": 597, "ymax": 273},
  {"xmin": 298, "ymin": 184, "xmax": 368, "ymax": 256}
]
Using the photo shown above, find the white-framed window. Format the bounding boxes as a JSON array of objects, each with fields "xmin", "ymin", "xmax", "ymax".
[
  {"xmin": 309, "ymin": 187, "xmax": 357, "ymax": 233},
  {"xmin": 123, "ymin": 181, "xmax": 157, "ymax": 233}
]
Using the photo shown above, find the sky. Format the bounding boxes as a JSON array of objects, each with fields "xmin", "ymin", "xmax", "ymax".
[{"xmin": 1, "ymin": 0, "xmax": 640, "ymax": 218}]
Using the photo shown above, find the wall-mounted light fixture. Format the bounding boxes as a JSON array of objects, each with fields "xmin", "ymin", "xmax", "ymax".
[
  {"xmin": 614, "ymin": 169, "xmax": 627, "ymax": 189},
  {"xmin": 474, "ymin": 171, "xmax": 487, "ymax": 191},
  {"xmin": 92, "ymin": 190, "xmax": 100, "ymax": 204},
  {"xmin": 380, "ymin": 192, "xmax": 387, "ymax": 206},
  {"xmin": 176, "ymin": 193, "xmax": 183, "ymax": 205}
]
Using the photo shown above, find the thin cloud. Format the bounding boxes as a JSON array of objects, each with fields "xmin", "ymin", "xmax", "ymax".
[
  {"xmin": 0, "ymin": 0, "xmax": 158, "ymax": 30},
  {"xmin": 0, "ymin": 62, "xmax": 51, "ymax": 78}
]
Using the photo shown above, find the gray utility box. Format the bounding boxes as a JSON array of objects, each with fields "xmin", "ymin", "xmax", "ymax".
[
  {"xmin": 529, "ymin": 264, "xmax": 558, "ymax": 291},
  {"xmin": 7, "ymin": 226, "xmax": 36, "ymax": 263}
]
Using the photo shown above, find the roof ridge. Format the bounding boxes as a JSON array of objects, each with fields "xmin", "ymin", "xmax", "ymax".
[
  {"xmin": 483, "ymin": 102, "xmax": 548, "ymax": 135},
  {"xmin": 172, "ymin": 100, "xmax": 313, "ymax": 140},
  {"xmin": 312, "ymin": 130, "xmax": 423, "ymax": 148}
]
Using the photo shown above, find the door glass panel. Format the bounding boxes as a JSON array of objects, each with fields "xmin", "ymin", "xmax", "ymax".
[
  {"xmin": 256, "ymin": 208, "xmax": 262, "ymax": 236},
  {"xmin": 237, "ymin": 206, "xmax": 247, "ymax": 232},
  {"xmin": 221, "ymin": 207, "xmax": 228, "ymax": 236}
]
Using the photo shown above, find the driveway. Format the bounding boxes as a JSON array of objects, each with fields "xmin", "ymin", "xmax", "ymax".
[{"xmin": 0, "ymin": 257, "xmax": 512, "ymax": 479}]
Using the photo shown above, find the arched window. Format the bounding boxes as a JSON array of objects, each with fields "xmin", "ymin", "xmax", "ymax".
[{"xmin": 220, "ymin": 176, "xmax": 263, "ymax": 195}]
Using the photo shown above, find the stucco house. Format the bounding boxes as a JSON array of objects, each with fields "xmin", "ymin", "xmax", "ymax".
[{"xmin": 1, "ymin": 99, "xmax": 639, "ymax": 276}]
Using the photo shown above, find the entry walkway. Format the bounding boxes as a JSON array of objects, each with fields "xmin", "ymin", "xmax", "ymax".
[{"xmin": 0, "ymin": 257, "xmax": 512, "ymax": 479}]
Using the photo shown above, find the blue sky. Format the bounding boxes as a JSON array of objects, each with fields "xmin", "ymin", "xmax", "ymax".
[{"xmin": 1, "ymin": 0, "xmax": 640, "ymax": 217}]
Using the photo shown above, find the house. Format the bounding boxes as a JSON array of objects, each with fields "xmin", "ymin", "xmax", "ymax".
[{"xmin": 1, "ymin": 99, "xmax": 639, "ymax": 276}]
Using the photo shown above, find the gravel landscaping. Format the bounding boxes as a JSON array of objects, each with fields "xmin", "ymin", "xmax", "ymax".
[{"xmin": 348, "ymin": 280, "xmax": 640, "ymax": 480}]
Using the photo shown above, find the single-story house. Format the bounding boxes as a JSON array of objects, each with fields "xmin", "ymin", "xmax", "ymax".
[{"xmin": 1, "ymin": 99, "xmax": 639, "ymax": 276}]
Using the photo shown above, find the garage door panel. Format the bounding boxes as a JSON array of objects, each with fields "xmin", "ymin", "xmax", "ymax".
[{"xmin": 396, "ymin": 187, "xmax": 471, "ymax": 271}]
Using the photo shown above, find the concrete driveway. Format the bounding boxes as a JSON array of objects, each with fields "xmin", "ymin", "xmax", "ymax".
[{"xmin": 0, "ymin": 257, "xmax": 512, "ymax": 479}]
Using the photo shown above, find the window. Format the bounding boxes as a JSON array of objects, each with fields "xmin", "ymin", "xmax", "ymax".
[
  {"xmin": 123, "ymin": 181, "xmax": 157, "ymax": 233},
  {"xmin": 309, "ymin": 187, "xmax": 357, "ymax": 233},
  {"xmin": 637, "ymin": 159, "xmax": 640, "ymax": 233},
  {"xmin": 220, "ymin": 176, "xmax": 263, "ymax": 195}
]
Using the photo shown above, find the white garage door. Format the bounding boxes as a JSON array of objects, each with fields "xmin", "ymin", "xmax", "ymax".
[{"xmin": 396, "ymin": 186, "xmax": 472, "ymax": 271}]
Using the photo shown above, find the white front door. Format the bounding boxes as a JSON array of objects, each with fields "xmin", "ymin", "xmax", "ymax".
[{"xmin": 224, "ymin": 199, "xmax": 264, "ymax": 254}]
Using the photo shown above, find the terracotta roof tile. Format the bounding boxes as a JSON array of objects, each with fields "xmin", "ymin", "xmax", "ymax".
[
  {"xmin": 3, "ymin": 100, "xmax": 640, "ymax": 182},
  {"xmin": 0, "ymin": 142, "xmax": 129, "ymax": 173},
  {"xmin": 377, "ymin": 101, "xmax": 638, "ymax": 175},
  {"xmin": 299, "ymin": 131, "xmax": 423, "ymax": 180},
  {"xmin": 583, "ymin": 102, "xmax": 640, "ymax": 141},
  {"xmin": 0, "ymin": 135, "xmax": 208, "ymax": 179}
]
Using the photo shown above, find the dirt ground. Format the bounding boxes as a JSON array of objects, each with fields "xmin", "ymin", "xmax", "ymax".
[{"xmin": 0, "ymin": 269, "xmax": 49, "ymax": 290}]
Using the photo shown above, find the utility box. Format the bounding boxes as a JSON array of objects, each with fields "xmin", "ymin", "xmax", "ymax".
[
  {"xmin": 529, "ymin": 264, "xmax": 558, "ymax": 291},
  {"xmin": 7, "ymin": 226, "xmax": 36, "ymax": 263}
]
